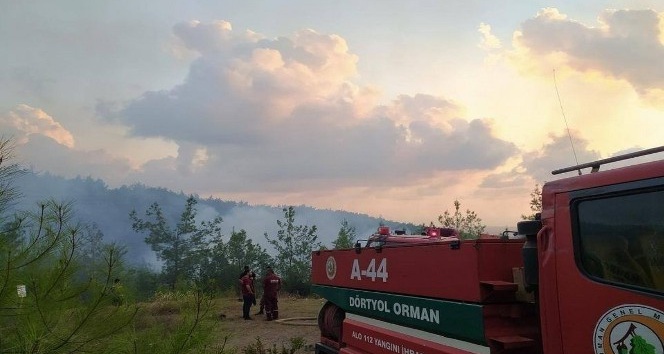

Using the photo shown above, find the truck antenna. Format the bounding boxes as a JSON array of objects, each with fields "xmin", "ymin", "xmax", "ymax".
[{"xmin": 553, "ymin": 69, "xmax": 581, "ymax": 175}]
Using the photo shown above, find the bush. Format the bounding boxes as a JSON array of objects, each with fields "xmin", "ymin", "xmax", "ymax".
[{"xmin": 242, "ymin": 336, "xmax": 305, "ymax": 354}]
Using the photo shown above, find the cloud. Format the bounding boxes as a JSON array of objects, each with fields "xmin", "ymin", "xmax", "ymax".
[
  {"xmin": 480, "ymin": 170, "xmax": 531, "ymax": 189},
  {"xmin": 105, "ymin": 21, "xmax": 518, "ymax": 195},
  {"xmin": 172, "ymin": 20, "xmax": 258, "ymax": 55},
  {"xmin": 478, "ymin": 22, "xmax": 501, "ymax": 50},
  {"xmin": 520, "ymin": 133, "xmax": 601, "ymax": 182},
  {"xmin": 1, "ymin": 104, "xmax": 75, "ymax": 148},
  {"xmin": 512, "ymin": 8, "xmax": 664, "ymax": 101},
  {"xmin": 16, "ymin": 135, "xmax": 134, "ymax": 183},
  {"xmin": 478, "ymin": 132, "xmax": 605, "ymax": 196},
  {"xmin": 0, "ymin": 105, "xmax": 135, "ymax": 182}
]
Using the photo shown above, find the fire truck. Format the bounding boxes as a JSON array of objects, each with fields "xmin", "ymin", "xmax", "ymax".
[{"xmin": 311, "ymin": 147, "xmax": 664, "ymax": 354}]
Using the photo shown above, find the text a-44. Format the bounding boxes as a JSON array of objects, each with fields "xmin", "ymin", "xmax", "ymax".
[{"xmin": 350, "ymin": 258, "xmax": 388, "ymax": 282}]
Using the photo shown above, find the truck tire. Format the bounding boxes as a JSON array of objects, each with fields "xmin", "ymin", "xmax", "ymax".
[{"xmin": 318, "ymin": 301, "xmax": 345, "ymax": 342}]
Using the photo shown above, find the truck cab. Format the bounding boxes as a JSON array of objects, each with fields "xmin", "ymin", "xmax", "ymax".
[
  {"xmin": 311, "ymin": 147, "xmax": 664, "ymax": 354},
  {"xmin": 537, "ymin": 148, "xmax": 664, "ymax": 354}
]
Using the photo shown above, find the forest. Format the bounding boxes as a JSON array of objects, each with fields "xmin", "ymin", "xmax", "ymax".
[
  {"xmin": 0, "ymin": 135, "xmax": 527, "ymax": 352},
  {"xmin": 0, "ymin": 136, "xmax": 421, "ymax": 352}
]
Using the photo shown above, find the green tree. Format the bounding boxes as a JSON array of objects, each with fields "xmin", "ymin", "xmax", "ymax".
[
  {"xmin": 438, "ymin": 200, "xmax": 486, "ymax": 239},
  {"xmin": 264, "ymin": 206, "xmax": 321, "ymax": 295},
  {"xmin": 521, "ymin": 184, "xmax": 542, "ymax": 220},
  {"xmin": 75, "ymin": 222, "xmax": 107, "ymax": 282},
  {"xmin": 332, "ymin": 219, "xmax": 356, "ymax": 249},
  {"xmin": 224, "ymin": 229, "xmax": 271, "ymax": 277},
  {"xmin": 0, "ymin": 137, "xmax": 137, "ymax": 352},
  {"xmin": 0, "ymin": 137, "xmax": 25, "ymax": 217},
  {"xmin": 201, "ymin": 228, "xmax": 272, "ymax": 294},
  {"xmin": 124, "ymin": 265, "xmax": 161, "ymax": 301},
  {"xmin": 130, "ymin": 195, "xmax": 223, "ymax": 290}
]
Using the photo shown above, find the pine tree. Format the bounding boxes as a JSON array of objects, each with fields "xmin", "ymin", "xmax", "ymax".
[
  {"xmin": 130, "ymin": 196, "xmax": 223, "ymax": 290},
  {"xmin": 264, "ymin": 206, "xmax": 320, "ymax": 294},
  {"xmin": 0, "ymin": 137, "xmax": 136, "ymax": 352},
  {"xmin": 438, "ymin": 200, "xmax": 486, "ymax": 239},
  {"xmin": 224, "ymin": 229, "xmax": 271, "ymax": 277},
  {"xmin": 521, "ymin": 184, "xmax": 542, "ymax": 220},
  {"xmin": 201, "ymin": 228, "xmax": 272, "ymax": 294},
  {"xmin": 332, "ymin": 219, "xmax": 357, "ymax": 249},
  {"xmin": 0, "ymin": 137, "xmax": 24, "ymax": 217}
]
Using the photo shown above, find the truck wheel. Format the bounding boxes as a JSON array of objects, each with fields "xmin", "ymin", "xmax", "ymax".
[{"xmin": 318, "ymin": 301, "xmax": 345, "ymax": 342}]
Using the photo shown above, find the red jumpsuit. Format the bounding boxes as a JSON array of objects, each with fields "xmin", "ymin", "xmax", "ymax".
[
  {"xmin": 263, "ymin": 271, "xmax": 282, "ymax": 320},
  {"xmin": 240, "ymin": 275, "xmax": 254, "ymax": 319}
]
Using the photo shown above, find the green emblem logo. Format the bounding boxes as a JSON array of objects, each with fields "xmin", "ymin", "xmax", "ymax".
[
  {"xmin": 593, "ymin": 304, "xmax": 663, "ymax": 354},
  {"xmin": 325, "ymin": 256, "xmax": 337, "ymax": 280}
]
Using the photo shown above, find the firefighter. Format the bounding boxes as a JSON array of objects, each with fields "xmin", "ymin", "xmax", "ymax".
[
  {"xmin": 239, "ymin": 266, "xmax": 258, "ymax": 305},
  {"xmin": 240, "ymin": 269, "xmax": 255, "ymax": 320},
  {"xmin": 262, "ymin": 266, "xmax": 282, "ymax": 321}
]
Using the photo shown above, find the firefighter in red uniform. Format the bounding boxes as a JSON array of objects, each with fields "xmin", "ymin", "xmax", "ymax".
[
  {"xmin": 240, "ymin": 269, "xmax": 255, "ymax": 320},
  {"xmin": 262, "ymin": 266, "xmax": 282, "ymax": 321}
]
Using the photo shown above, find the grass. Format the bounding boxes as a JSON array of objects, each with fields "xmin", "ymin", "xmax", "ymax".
[{"xmin": 129, "ymin": 292, "xmax": 324, "ymax": 353}]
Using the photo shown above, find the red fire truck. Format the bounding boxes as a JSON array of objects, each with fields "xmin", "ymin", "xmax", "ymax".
[{"xmin": 311, "ymin": 147, "xmax": 664, "ymax": 354}]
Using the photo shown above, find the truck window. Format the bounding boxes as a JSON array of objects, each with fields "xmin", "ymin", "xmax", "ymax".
[{"xmin": 575, "ymin": 189, "xmax": 664, "ymax": 294}]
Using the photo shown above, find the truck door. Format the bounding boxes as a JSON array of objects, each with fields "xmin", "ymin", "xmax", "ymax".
[{"xmin": 553, "ymin": 179, "xmax": 664, "ymax": 354}]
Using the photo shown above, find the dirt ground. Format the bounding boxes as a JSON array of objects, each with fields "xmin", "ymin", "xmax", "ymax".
[{"xmin": 214, "ymin": 295, "xmax": 325, "ymax": 352}]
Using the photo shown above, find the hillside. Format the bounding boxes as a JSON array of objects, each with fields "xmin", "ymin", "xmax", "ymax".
[{"xmin": 11, "ymin": 171, "xmax": 418, "ymax": 266}]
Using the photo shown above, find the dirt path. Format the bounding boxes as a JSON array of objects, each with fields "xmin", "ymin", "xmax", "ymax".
[{"xmin": 214, "ymin": 296, "xmax": 325, "ymax": 352}]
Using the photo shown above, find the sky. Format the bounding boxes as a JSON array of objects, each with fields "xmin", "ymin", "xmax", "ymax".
[{"xmin": 1, "ymin": 1, "xmax": 664, "ymax": 227}]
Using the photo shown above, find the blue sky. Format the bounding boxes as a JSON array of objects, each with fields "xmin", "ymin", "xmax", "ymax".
[{"xmin": 1, "ymin": 1, "xmax": 663, "ymax": 226}]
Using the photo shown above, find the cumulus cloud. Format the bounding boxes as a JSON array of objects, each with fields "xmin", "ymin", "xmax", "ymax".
[
  {"xmin": 105, "ymin": 21, "xmax": 518, "ymax": 194},
  {"xmin": 479, "ymin": 132, "xmax": 604, "ymax": 193},
  {"xmin": 512, "ymin": 8, "xmax": 664, "ymax": 101},
  {"xmin": 14, "ymin": 134, "xmax": 134, "ymax": 183},
  {"xmin": 478, "ymin": 23, "xmax": 501, "ymax": 50},
  {"xmin": 0, "ymin": 105, "xmax": 136, "ymax": 183},
  {"xmin": 520, "ymin": 133, "xmax": 601, "ymax": 182},
  {"xmin": 1, "ymin": 104, "xmax": 75, "ymax": 148}
]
